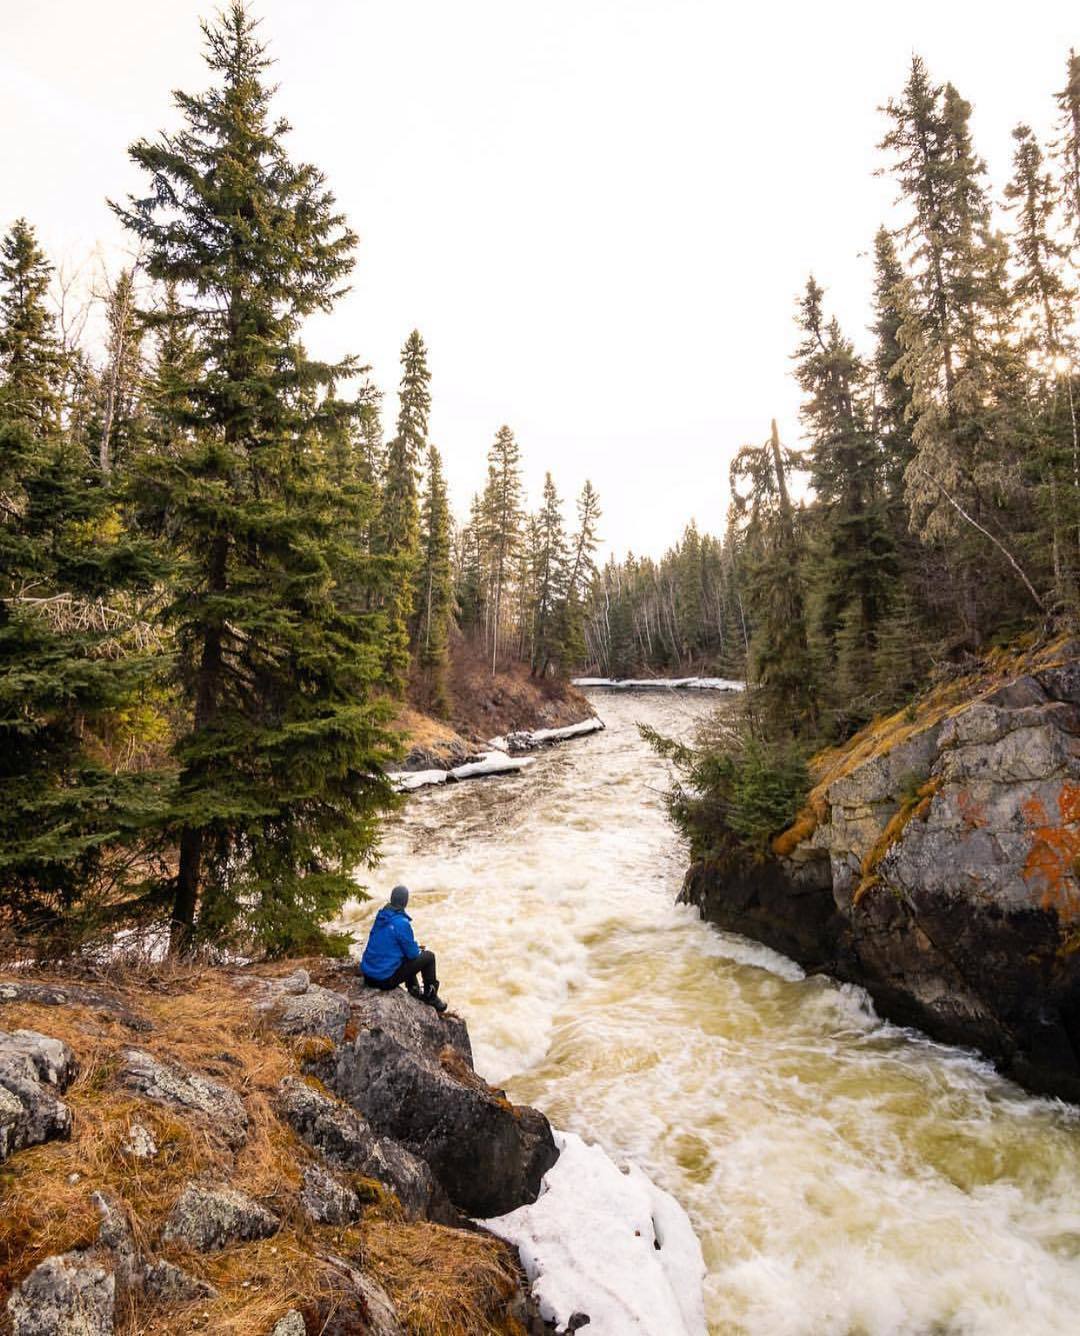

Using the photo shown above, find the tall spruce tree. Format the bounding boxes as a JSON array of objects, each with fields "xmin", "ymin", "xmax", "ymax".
[
  {"xmin": 530, "ymin": 472, "xmax": 568, "ymax": 676},
  {"xmin": 114, "ymin": 4, "xmax": 395, "ymax": 952},
  {"xmin": 729, "ymin": 421, "xmax": 817, "ymax": 736},
  {"xmin": 0, "ymin": 218, "xmax": 165, "ymax": 940},
  {"xmin": 415, "ymin": 443, "xmax": 453, "ymax": 712},
  {"xmin": 1005, "ymin": 123, "xmax": 1078, "ymax": 612},
  {"xmin": 561, "ymin": 479, "xmax": 601, "ymax": 667},
  {"xmin": 380, "ymin": 329, "xmax": 431, "ymax": 685},
  {"xmin": 794, "ymin": 277, "xmax": 894, "ymax": 724},
  {"xmin": 484, "ymin": 424, "xmax": 522, "ymax": 673},
  {"xmin": 881, "ymin": 58, "xmax": 1036, "ymax": 637}
]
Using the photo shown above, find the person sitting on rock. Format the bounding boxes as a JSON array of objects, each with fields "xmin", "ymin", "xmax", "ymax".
[{"xmin": 359, "ymin": 885, "xmax": 447, "ymax": 1013}]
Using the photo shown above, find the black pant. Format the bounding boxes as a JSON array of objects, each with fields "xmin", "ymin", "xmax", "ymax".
[{"xmin": 363, "ymin": 948, "xmax": 437, "ymax": 993}]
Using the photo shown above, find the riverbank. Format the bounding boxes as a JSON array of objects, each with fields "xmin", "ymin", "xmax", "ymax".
[
  {"xmin": 0, "ymin": 954, "xmax": 705, "ymax": 1336},
  {"xmin": 397, "ymin": 654, "xmax": 594, "ymax": 774},
  {"xmin": 357, "ymin": 689, "xmax": 1080, "ymax": 1334},
  {"xmin": 681, "ymin": 636, "xmax": 1080, "ymax": 1103},
  {"xmin": 0, "ymin": 959, "xmax": 545, "ymax": 1334}
]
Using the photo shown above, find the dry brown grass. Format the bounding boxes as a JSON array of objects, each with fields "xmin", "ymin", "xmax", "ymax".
[
  {"xmin": 0, "ymin": 962, "xmax": 527, "ymax": 1336},
  {"xmin": 362, "ymin": 1219, "xmax": 524, "ymax": 1336}
]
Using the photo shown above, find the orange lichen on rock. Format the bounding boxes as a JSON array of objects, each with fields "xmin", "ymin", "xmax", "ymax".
[
  {"xmin": 1022, "ymin": 783, "xmax": 1080, "ymax": 920},
  {"xmin": 956, "ymin": 789, "xmax": 988, "ymax": 829}
]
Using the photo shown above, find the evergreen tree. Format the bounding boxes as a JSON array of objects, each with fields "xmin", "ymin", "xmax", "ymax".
[
  {"xmin": 530, "ymin": 472, "xmax": 568, "ymax": 676},
  {"xmin": 729, "ymin": 421, "xmax": 817, "ymax": 736},
  {"xmin": 1005, "ymin": 123, "xmax": 1078, "ymax": 613},
  {"xmin": 881, "ymin": 58, "xmax": 1036, "ymax": 637},
  {"xmin": 380, "ymin": 329, "xmax": 431, "ymax": 687},
  {"xmin": 871, "ymin": 228, "xmax": 915, "ymax": 497},
  {"xmin": 561, "ymin": 479, "xmax": 601, "ymax": 666},
  {"xmin": 0, "ymin": 220, "xmax": 65, "ymax": 435},
  {"xmin": 415, "ymin": 444, "xmax": 453, "ymax": 712},
  {"xmin": 1055, "ymin": 49, "xmax": 1080, "ymax": 257},
  {"xmin": 114, "ymin": 4, "xmax": 395, "ymax": 953},
  {"xmin": 484, "ymin": 424, "xmax": 522, "ymax": 673},
  {"xmin": 0, "ymin": 219, "xmax": 165, "ymax": 941},
  {"xmin": 794, "ymin": 276, "xmax": 894, "ymax": 723},
  {"xmin": 94, "ymin": 266, "xmax": 146, "ymax": 475}
]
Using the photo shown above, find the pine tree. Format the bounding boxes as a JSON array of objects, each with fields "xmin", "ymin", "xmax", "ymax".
[
  {"xmin": 794, "ymin": 277, "xmax": 894, "ymax": 702},
  {"xmin": 530, "ymin": 472, "xmax": 568, "ymax": 676},
  {"xmin": 0, "ymin": 220, "xmax": 66, "ymax": 435},
  {"xmin": 484, "ymin": 424, "xmax": 522, "ymax": 673},
  {"xmin": 94, "ymin": 267, "xmax": 146, "ymax": 475},
  {"xmin": 729, "ymin": 421, "xmax": 817, "ymax": 736},
  {"xmin": 1005, "ymin": 123, "xmax": 1078, "ymax": 613},
  {"xmin": 0, "ymin": 219, "xmax": 165, "ymax": 940},
  {"xmin": 1055, "ymin": 49, "xmax": 1080, "ymax": 257},
  {"xmin": 114, "ymin": 4, "xmax": 395, "ymax": 953},
  {"xmin": 561, "ymin": 479, "xmax": 601, "ymax": 666},
  {"xmin": 380, "ymin": 329, "xmax": 431, "ymax": 687},
  {"xmin": 881, "ymin": 58, "xmax": 1037, "ymax": 636},
  {"xmin": 415, "ymin": 444, "xmax": 453, "ymax": 712}
]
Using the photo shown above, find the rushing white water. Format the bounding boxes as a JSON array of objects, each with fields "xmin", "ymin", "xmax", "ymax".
[{"xmin": 341, "ymin": 692, "xmax": 1080, "ymax": 1336}]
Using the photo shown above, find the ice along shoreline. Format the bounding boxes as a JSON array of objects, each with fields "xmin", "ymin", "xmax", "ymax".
[{"xmin": 387, "ymin": 717, "xmax": 606, "ymax": 792}]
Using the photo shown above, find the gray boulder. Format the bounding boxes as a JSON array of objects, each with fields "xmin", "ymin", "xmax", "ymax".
[
  {"xmin": 142, "ymin": 1260, "xmax": 217, "ymax": 1303},
  {"xmin": 308, "ymin": 988, "xmax": 557, "ymax": 1218},
  {"xmin": 247, "ymin": 970, "xmax": 351, "ymax": 1042},
  {"xmin": 299, "ymin": 1163, "xmax": 360, "ymax": 1226},
  {"xmin": 270, "ymin": 1313, "xmax": 307, "ymax": 1336},
  {"xmin": 120, "ymin": 1122, "xmax": 157, "ymax": 1160},
  {"xmin": 275, "ymin": 1076, "xmax": 449, "ymax": 1222},
  {"xmin": 7, "ymin": 1251, "xmax": 114, "ymax": 1336},
  {"xmin": 161, "ymin": 1182, "xmax": 279, "ymax": 1252},
  {"xmin": 120, "ymin": 1049, "xmax": 248, "ymax": 1148},
  {"xmin": 0, "ymin": 1029, "xmax": 77, "ymax": 1162}
]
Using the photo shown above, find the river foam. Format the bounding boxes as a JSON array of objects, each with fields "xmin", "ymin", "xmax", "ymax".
[{"xmin": 342, "ymin": 692, "xmax": 1080, "ymax": 1335}]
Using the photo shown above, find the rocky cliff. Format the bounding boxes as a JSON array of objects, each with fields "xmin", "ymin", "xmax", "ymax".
[
  {"xmin": 0, "ymin": 961, "xmax": 560, "ymax": 1335},
  {"xmin": 681, "ymin": 639, "xmax": 1080, "ymax": 1102}
]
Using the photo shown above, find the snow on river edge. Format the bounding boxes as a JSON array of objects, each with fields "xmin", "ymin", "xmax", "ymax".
[{"xmin": 486, "ymin": 1130, "xmax": 707, "ymax": 1336}]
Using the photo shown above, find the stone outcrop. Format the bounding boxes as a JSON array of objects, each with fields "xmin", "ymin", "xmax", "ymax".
[
  {"xmin": 682, "ymin": 644, "xmax": 1080, "ymax": 1101},
  {"xmin": 246, "ymin": 968, "xmax": 352, "ymax": 1043},
  {"xmin": 0, "ymin": 965, "xmax": 553, "ymax": 1333},
  {"xmin": 161, "ymin": 1182, "xmax": 280, "ymax": 1252},
  {"xmin": 0, "ymin": 1029, "xmax": 77, "ymax": 1162},
  {"xmin": 119, "ymin": 1048, "xmax": 249, "ymax": 1147},
  {"xmin": 7, "ymin": 1251, "xmax": 114, "ymax": 1336},
  {"xmin": 307, "ymin": 986, "xmax": 558, "ymax": 1217},
  {"xmin": 299, "ymin": 1163, "xmax": 361, "ymax": 1225},
  {"xmin": 275, "ymin": 1075, "xmax": 450, "ymax": 1222}
]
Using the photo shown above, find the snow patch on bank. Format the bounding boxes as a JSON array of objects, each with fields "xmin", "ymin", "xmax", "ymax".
[
  {"xmin": 486, "ymin": 1130, "xmax": 707, "ymax": 1336},
  {"xmin": 491, "ymin": 718, "xmax": 606, "ymax": 754},
  {"xmin": 574, "ymin": 676, "xmax": 744, "ymax": 692},
  {"xmin": 387, "ymin": 751, "xmax": 535, "ymax": 792}
]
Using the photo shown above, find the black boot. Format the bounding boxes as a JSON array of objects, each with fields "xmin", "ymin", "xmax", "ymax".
[
  {"xmin": 422, "ymin": 980, "xmax": 448, "ymax": 1013},
  {"xmin": 405, "ymin": 979, "xmax": 423, "ymax": 999}
]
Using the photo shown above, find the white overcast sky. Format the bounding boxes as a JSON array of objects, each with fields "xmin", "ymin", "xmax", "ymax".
[{"xmin": 2, "ymin": 0, "xmax": 1078, "ymax": 557}]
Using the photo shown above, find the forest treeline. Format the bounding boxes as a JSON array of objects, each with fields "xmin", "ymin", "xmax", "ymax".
[
  {"xmin": 0, "ymin": 5, "xmax": 603, "ymax": 958},
  {"xmin": 650, "ymin": 49, "xmax": 1080, "ymax": 862}
]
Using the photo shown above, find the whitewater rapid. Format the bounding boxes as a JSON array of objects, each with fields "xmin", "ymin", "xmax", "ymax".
[{"xmin": 341, "ymin": 691, "xmax": 1080, "ymax": 1336}]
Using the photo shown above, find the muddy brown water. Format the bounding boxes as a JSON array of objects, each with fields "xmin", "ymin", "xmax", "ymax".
[{"xmin": 342, "ymin": 691, "xmax": 1080, "ymax": 1335}]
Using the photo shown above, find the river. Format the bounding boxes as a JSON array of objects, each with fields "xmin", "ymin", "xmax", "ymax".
[{"xmin": 340, "ymin": 690, "xmax": 1080, "ymax": 1336}]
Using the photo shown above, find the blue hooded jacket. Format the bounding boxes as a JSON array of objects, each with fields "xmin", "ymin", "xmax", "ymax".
[{"xmin": 360, "ymin": 904, "xmax": 421, "ymax": 980}]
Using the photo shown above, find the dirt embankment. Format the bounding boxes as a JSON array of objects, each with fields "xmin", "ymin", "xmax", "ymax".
[{"xmin": 397, "ymin": 641, "xmax": 593, "ymax": 771}]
